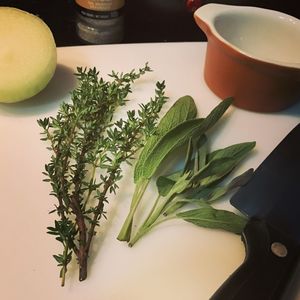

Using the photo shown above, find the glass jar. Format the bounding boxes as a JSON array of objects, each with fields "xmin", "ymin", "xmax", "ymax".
[{"xmin": 75, "ymin": 0, "xmax": 125, "ymax": 44}]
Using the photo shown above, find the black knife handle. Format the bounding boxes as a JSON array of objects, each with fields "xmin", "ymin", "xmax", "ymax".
[{"xmin": 210, "ymin": 218, "xmax": 300, "ymax": 300}]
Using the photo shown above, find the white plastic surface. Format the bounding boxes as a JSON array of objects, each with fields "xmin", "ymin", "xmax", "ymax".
[{"xmin": 0, "ymin": 42, "xmax": 299, "ymax": 300}]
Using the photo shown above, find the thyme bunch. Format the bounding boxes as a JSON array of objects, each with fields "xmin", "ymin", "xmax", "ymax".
[{"xmin": 38, "ymin": 64, "xmax": 167, "ymax": 286}]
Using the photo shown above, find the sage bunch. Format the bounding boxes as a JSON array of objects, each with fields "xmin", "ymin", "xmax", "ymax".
[{"xmin": 117, "ymin": 97, "xmax": 255, "ymax": 246}]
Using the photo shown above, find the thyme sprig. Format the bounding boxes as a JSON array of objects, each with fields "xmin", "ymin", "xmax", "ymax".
[{"xmin": 38, "ymin": 64, "xmax": 167, "ymax": 286}]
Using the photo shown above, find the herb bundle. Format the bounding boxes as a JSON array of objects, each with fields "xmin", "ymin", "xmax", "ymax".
[
  {"xmin": 117, "ymin": 97, "xmax": 255, "ymax": 246},
  {"xmin": 38, "ymin": 64, "xmax": 167, "ymax": 285}
]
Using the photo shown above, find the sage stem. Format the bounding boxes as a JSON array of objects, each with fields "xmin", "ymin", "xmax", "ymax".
[
  {"xmin": 129, "ymin": 215, "xmax": 176, "ymax": 246},
  {"xmin": 117, "ymin": 178, "xmax": 149, "ymax": 241}
]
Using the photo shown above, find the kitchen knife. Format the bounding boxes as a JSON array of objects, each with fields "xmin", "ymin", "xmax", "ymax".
[{"xmin": 211, "ymin": 123, "xmax": 300, "ymax": 300}]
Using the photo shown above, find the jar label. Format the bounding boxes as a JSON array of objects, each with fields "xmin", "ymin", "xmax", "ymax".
[{"xmin": 75, "ymin": 0, "xmax": 124, "ymax": 11}]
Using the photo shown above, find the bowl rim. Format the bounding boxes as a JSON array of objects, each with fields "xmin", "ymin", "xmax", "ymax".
[{"xmin": 194, "ymin": 3, "xmax": 300, "ymax": 70}]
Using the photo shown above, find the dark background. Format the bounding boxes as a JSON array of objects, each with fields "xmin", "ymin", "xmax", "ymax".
[{"xmin": 1, "ymin": 0, "xmax": 299, "ymax": 47}]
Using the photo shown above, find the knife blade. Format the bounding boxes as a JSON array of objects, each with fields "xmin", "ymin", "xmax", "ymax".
[{"xmin": 211, "ymin": 123, "xmax": 300, "ymax": 300}]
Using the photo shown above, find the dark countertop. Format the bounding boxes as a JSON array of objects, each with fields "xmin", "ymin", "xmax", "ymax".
[{"xmin": 0, "ymin": 0, "xmax": 299, "ymax": 47}]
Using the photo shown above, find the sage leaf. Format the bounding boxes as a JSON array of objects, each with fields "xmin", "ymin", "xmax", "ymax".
[
  {"xmin": 192, "ymin": 142, "xmax": 256, "ymax": 186},
  {"xmin": 208, "ymin": 141, "xmax": 256, "ymax": 163},
  {"xmin": 187, "ymin": 168, "xmax": 254, "ymax": 202},
  {"xmin": 135, "ymin": 118, "xmax": 203, "ymax": 181},
  {"xmin": 177, "ymin": 207, "xmax": 247, "ymax": 234},
  {"xmin": 134, "ymin": 95, "xmax": 197, "ymax": 182},
  {"xmin": 156, "ymin": 95, "xmax": 198, "ymax": 134},
  {"xmin": 157, "ymin": 175, "xmax": 177, "ymax": 197},
  {"xmin": 187, "ymin": 185, "xmax": 229, "ymax": 203},
  {"xmin": 163, "ymin": 197, "xmax": 213, "ymax": 217},
  {"xmin": 164, "ymin": 169, "xmax": 253, "ymax": 215},
  {"xmin": 228, "ymin": 168, "xmax": 254, "ymax": 190},
  {"xmin": 156, "ymin": 134, "xmax": 208, "ymax": 197},
  {"xmin": 194, "ymin": 134, "xmax": 208, "ymax": 172},
  {"xmin": 183, "ymin": 138, "xmax": 194, "ymax": 174},
  {"xmin": 166, "ymin": 171, "xmax": 191, "ymax": 196},
  {"xmin": 135, "ymin": 98, "xmax": 233, "ymax": 182},
  {"xmin": 191, "ymin": 157, "xmax": 236, "ymax": 187}
]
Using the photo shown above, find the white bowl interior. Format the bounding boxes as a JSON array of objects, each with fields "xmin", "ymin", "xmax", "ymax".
[{"xmin": 214, "ymin": 10, "xmax": 300, "ymax": 65}]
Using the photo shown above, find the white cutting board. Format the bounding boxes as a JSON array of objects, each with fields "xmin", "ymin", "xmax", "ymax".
[{"xmin": 0, "ymin": 42, "xmax": 299, "ymax": 300}]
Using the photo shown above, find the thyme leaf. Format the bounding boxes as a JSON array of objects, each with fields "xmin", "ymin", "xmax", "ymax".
[{"xmin": 38, "ymin": 64, "xmax": 167, "ymax": 285}]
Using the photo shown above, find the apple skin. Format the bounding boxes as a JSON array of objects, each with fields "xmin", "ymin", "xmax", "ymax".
[{"xmin": 0, "ymin": 7, "xmax": 57, "ymax": 103}]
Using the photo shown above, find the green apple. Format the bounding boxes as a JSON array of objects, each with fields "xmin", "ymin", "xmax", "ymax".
[{"xmin": 0, "ymin": 7, "xmax": 57, "ymax": 103}]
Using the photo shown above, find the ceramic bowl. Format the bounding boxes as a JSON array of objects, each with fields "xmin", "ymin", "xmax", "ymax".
[{"xmin": 194, "ymin": 4, "xmax": 300, "ymax": 112}]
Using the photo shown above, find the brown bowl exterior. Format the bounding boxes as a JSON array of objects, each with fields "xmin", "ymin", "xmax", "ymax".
[{"xmin": 195, "ymin": 16, "xmax": 300, "ymax": 112}]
